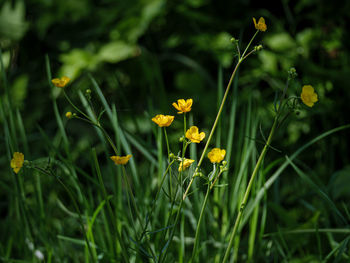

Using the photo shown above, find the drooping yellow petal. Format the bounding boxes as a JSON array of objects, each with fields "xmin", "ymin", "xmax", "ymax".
[
  {"xmin": 253, "ymin": 17, "xmax": 267, "ymax": 32},
  {"xmin": 178, "ymin": 158, "xmax": 195, "ymax": 172},
  {"xmin": 52, "ymin": 76, "xmax": 71, "ymax": 88},
  {"xmin": 110, "ymin": 155, "xmax": 132, "ymax": 165}
]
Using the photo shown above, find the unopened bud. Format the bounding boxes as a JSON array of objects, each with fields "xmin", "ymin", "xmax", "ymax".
[
  {"xmin": 194, "ymin": 172, "xmax": 204, "ymax": 178},
  {"xmin": 65, "ymin": 112, "xmax": 73, "ymax": 119},
  {"xmin": 288, "ymin": 67, "xmax": 298, "ymax": 79},
  {"xmin": 254, "ymin": 45, "xmax": 263, "ymax": 51}
]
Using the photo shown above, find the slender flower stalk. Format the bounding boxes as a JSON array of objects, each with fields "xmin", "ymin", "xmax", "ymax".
[
  {"xmin": 221, "ymin": 116, "xmax": 278, "ymax": 263},
  {"xmin": 189, "ymin": 184, "xmax": 210, "ymax": 262},
  {"xmin": 163, "ymin": 127, "xmax": 173, "ymax": 197},
  {"xmin": 33, "ymin": 166, "xmax": 96, "ymax": 262},
  {"xmin": 121, "ymin": 165, "xmax": 158, "ymax": 261},
  {"xmin": 92, "ymin": 149, "xmax": 130, "ymax": 262},
  {"xmin": 182, "ymin": 30, "xmax": 260, "ymax": 201}
]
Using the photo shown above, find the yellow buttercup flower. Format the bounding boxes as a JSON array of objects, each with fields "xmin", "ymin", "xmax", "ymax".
[
  {"xmin": 207, "ymin": 148, "xmax": 226, "ymax": 163},
  {"xmin": 52, "ymin": 76, "xmax": 70, "ymax": 88},
  {"xmin": 152, "ymin": 114, "xmax": 175, "ymax": 127},
  {"xmin": 301, "ymin": 85, "xmax": 318, "ymax": 107},
  {"xmin": 253, "ymin": 17, "xmax": 267, "ymax": 32},
  {"xmin": 10, "ymin": 152, "xmax": 24, "ymax": 174},
  {"xmin": 110, "ymin": 155, "xmax": 132, "ymax": 165},
  {"xmin": 65, "ymin": 112, "xmax": 73, "ymax": 119},
  {"xmin": 178, "ymin": 158, "xmax": 195, "ymax": 172},
  {"xmin": 172, "ymin": 99, "xmax": 193, "ymax": 114},
  {"xmin": 186, "ymin": 126, "xmax": 205, "ymax": 143}
]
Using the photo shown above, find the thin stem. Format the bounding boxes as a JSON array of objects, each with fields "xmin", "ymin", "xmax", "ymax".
[
  {"xmin": 63, "ymin": 90, "xmax": 91, "ymax": 120},
  {"xmin": 210, "ymin": 169, "xmax": 225, "ymax": 191},
  {"xmin": 183, "ymin": 60, "xmax": 241, "ymax": 200},
  {"xmin": 140, "ymin": 160, "xmax": 175, "ymax": 241},
  {"xmin": 241, "ymin": 30, "xmax": 259, "ymax": 60},
  {"xmin": 121, "ymin": 166, "xmax": 157, "ymax": 261},
  {"xmin": 33, "ymin": 166, "xmax": 96, "ymax": 262},
  {"xmin": 164, "ymin": 127, "xmax": 173, "ymax": 198},
  {"xmin": 181, "ymin": 113, "xmax": 187, "ymax": 195},
  {"xmin": 190, "ymin": 184, "xmax": 210, "ymax": 262},
  {"xmin": 221, "ymin": 116, "xmax": 278, "ymax": 263},
  {"xmin": 92, "ymin": 150, "xmax": 129, "ymax": 262}
]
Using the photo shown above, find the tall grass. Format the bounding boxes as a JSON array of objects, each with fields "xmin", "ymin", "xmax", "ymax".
[{"xmin": 1, "ymin": 18, "xmax": 350, "ymax": 263}]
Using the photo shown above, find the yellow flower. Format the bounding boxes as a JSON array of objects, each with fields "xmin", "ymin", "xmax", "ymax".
[
  {"xmin": 301, "ymin": 85, "xmax": 318, "ymax": 107},
  {"xmin": 110, "ymin": 155, "xmax": 132, "ymax": 165},
  {"xmin": 65, "ymin": 112, "xmax": 73, "ymax": 119},
  {"xmin": 253, "ymin": 17, "xmax": 267, "ymax": 32},
  {"xmin": 178, "ymin": 158, "xmax": 195, "ymax": 172},
  {"xmin": 152, "ymin": 114, "xmax": 175, "ymax": 127},
  {"xmin": 172, "ymin": 99, "xmax": 193, "ymax": 114},
  {"xmin": 10, "ymin": 152, "xmax": 24, "ymax": 174},
  {"xmin": 52, "ymin": 76, "xmax": 70, "ymax": 88},
  {"xmin": 185, "ymin": 126, "xmax": 205, "ymax": 143},
  {"xmin": 207, "ymin": 148, "xmax": 226, "ymax": 163}
]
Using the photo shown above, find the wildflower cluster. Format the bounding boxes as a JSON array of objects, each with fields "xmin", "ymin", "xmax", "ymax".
[{"xmin": 8, "ymin": 17, "xmax": 324, "ymax": 263}]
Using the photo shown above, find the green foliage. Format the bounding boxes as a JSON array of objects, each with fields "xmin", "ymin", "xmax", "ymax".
[{"xmin": 1, "ymin": 0, "xmax": 350, "ymax": 262}]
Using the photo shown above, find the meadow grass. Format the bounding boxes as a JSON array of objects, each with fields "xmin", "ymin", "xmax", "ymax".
[{"xmin": 1, "ymin": 18, "xmax": 350, "ymax": 263}]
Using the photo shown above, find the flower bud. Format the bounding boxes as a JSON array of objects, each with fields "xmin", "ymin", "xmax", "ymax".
[
  {"xmin": 288, "ymin": 67, "xmax": 298, "ymax": 79},
  {"xmin": 254, "ymin": 45, "xmax": 263, "ymax": 51}
]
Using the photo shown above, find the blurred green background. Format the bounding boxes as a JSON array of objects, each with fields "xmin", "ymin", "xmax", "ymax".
[{"xmin": 1, "ymin": 0, "xmax": 350, "ymax": 261}]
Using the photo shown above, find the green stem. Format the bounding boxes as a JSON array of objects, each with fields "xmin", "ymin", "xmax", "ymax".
[
  {"xmin": 34, "ymin": 166, "xmax": 96, "ymax": 262},
  {"xmin": 190, "ymin": 184, "xmax": 210, "ymax": 262},
  {"xmin": 221, "ymin": 116, "xmax": 278, "ymax": 263},
  {"xmin": 164, "ymin": 127, "xmax": 173, "ymax": 198},
  {"xmin": 182, "ymin": 31, "xmax": 260, "ymax": 201},
  {"xmin": 121, "ymin": 166, "xmax": 157, "ymax": 261},
  {"xmin": 182, "ymin": 60, "xmax": 241, "ymax": 200},
  {"xmin": 160, "ymin": 142, "xmax": 190, "ymax": 262},
  {"xmin": 241, "ymin": 30, "xmax": 259, "ymax": 59},
  {"xmin": 92, "ymin": 150, "xmax": 129, "ymax": 262},
  {"xmin": 63, "ymin": 90, "xmax": 91, "ymax": 121},
  {"xmin": 140, "ymin": 160, "xmax": 175, "ymax": 241}
]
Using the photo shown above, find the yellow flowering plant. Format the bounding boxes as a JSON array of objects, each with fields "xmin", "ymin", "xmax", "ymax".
[
  {"xmin": 172, "ymin": 99, "xmax": 193, "ymax": 114},
  {"xmin": 10, "ymin": 152, "xmax": 24, "ymax": 174},
  {"xmin": 253, "ymin": 17, "xmax": 267, "ymax": 32},
  {"xmin": 185, "ymin": 126, "xmax": 206, "ymax": 143},
  {"xmin": 110, "ymin": 155, "xmax": 132, "ymax": 165},
  {"xmin": 178, "ymin": 158, "xmax": 195, "ymax": 172},
  {"xmin": 152, "ymin": 114, "xmax": 175, "ymax": 127},
  {"xmin": 51, "ymin": 76, "xmax": 70, "ymax": 88},
  {"xmin": 301, "ymin": 85, "xmax": 318, "ymax": 107},
  {"xmin": 32, "ymin": 16, "xmax": 325, "ymax": 263},
  {"xmin": 207, "ymin": 148, "xmax": 226, "ymax": 163}
]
